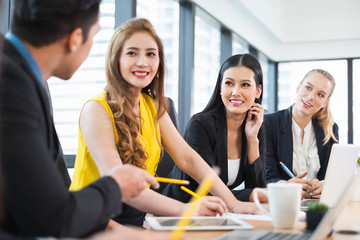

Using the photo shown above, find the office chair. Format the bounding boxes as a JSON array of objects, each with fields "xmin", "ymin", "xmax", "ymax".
[{"xmin": 153, "ymin": 97, "xmax": 178, "ymax": 193}]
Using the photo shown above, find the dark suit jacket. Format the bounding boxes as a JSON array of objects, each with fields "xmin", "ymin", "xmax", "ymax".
[
  {"xmin": 0, "ymin": 36, "xmax": 122, "ymax": 238},
  {"xmin": 264, "ymin": 105, "xmax": 339, "ymax": 183},
  {"xmin": 0, "ymin": 230, "xmax": 34, "ymax": 240},
  {"xmin": 163, "ymin": 104, "xmax": 266, "ymax": 202}
]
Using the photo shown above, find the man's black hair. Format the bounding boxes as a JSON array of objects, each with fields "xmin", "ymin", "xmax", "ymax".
[{"xmin": 11, "ymin": 0, "xmax": 101, "ymax": 47}]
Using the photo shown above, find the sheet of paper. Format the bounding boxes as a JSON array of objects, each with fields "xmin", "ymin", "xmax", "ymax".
[
  {"xmin": 224, "ymin": 212, "xmax": 271, "ymax": 221},
  {"xmin": 224, "ymin": 211, "xmax": 306, "ymax": 222}
]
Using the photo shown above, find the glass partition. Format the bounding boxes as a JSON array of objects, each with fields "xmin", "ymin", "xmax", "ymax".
[
  {"xmin": 48, "ymin": 0, "xmax": 115, "ymax": 154},
  {"xmin": 137, "ymin": 0, "xmax": 180, "ymax": 108},
  {"xmin": 192, "ymin": 15, "xmax": 220, "ymax": 115}
]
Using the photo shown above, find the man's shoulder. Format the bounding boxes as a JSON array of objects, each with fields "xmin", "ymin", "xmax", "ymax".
[{"xmin": 1, "ymin": 39, "xmax": 30, "ymax": 79}]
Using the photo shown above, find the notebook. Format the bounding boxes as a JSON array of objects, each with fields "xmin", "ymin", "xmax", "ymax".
[
  {"xmin": 301, "ymin": 144, "xmax": 360, "ymax": 210},
  {"xmin": 214, "ymin": 169, "xmax": 360, "ymax": 240}
]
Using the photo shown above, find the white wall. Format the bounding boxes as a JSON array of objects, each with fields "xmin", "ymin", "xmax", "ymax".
[{"xmin": 192, "ymin": 0, "xmax": 360, "ymax": 61}]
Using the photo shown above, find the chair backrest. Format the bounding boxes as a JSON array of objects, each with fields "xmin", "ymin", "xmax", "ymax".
[
  {"xmin": 166, "ymin": 97, "xmax": 178, "ymax": 129},
  {"xmin": 64, "ymin": 154, "xmax": 76, "ymax": 168},
  {"xmin": 153, "ymin": 97, "xmax": 178, "ymax": 193}
]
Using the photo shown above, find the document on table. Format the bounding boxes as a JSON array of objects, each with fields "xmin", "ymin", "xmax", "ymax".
[{"xmin": 224, "ymin": 211, "xmax": 306, "ymax": 222}]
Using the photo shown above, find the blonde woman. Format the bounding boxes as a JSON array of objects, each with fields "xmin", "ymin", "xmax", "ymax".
[
  {"xmin": 265, "ymin": 69, "xmax": 338, "ymax": 199},
  {"xmin": 70, "ymin": 18, "xmax": 263, "ymax": 227}
]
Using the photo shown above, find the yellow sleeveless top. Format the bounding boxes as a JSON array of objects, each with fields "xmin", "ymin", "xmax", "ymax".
[{"xmin": 70, "ymin": 92, "xmax": 161, "ymax": 191}]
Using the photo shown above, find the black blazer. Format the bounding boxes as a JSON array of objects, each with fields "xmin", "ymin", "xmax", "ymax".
[
  {"xmin": 0, "ymin": 36, "xmax": 123, "ymax": 238},
  {"xmin": 264, "ymin": 106, "xmax": 339, "ymax": 183},
  {"xmin": 163, "ymin": 104, "xmax": 266, "ymax": 202}
]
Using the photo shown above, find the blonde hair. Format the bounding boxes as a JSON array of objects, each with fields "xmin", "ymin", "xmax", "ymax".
[
  {"xmin": 104, "ymin": 18, "xmax": 167, "ymax": 168},
  {"xmin": 301, "ymin": 69, "xmax": 338, "ymax": 145}
]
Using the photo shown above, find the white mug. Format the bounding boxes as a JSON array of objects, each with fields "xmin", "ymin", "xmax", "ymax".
[{"xmin": 253, "ymin": 183, "xmax": 302, "ymax": 229}]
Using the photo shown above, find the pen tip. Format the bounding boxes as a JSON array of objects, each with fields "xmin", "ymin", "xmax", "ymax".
[{"xmin": 184, "ymin": 180, "xmax": 190, "ymax": 185}]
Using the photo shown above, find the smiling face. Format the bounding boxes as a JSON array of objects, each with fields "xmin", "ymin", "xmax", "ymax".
[
  {"xmin": 294, "ymin": 72, "xmax": 334, "ymax": 118},
  {"xmin": 220, "ymin": 65, "xmax": 262, "ymax": 117},
  {"xmin": 119, "ymin": 31, "xmax": 160, "ymax": 93}
]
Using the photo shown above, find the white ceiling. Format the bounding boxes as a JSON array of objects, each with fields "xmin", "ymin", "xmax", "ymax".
[{"xmin": 192, "ymin": 0, "xmax": 360, "ymax": 61}]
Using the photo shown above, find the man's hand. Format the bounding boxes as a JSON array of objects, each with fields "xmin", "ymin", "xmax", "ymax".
[{"xmin": 107, "ymin": 164, "xmax": 159, "ymax": 202}]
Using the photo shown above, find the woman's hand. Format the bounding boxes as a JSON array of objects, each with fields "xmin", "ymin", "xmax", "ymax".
[
  {"xmin": 287, "ymin": 172, "xmax": 313, "ymax": 199},
  {"xmin": 245, "ymin": 103, "xmax": 264, "ymax": 139},
  {"xmin": 308, "ymin": 179, "xmax": 323, "ymax": 199},
  {"xmin": 249, "ymin": 188, "xmax": 268, "ymax": 203},
  {"xmin": 231, "ymin": 201, "xmax": 263, "ymax": 215},
  {"xmin": 185, "ymin": 196, "xmax": 227, "ymax": 216},
  {"xmin": 245, "ymin": 103, "xmax": 264, "ymax": 164}
]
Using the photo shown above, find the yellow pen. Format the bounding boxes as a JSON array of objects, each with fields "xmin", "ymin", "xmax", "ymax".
[
  {"xmin": 180, "ymin": 186, "xmax": 200, "ymax": 199},
  {"xmin": 154, "ymin": 177, "xmax": 190, "ymax": 185},
  {"xmin": 171, "ymin": 174, "xmax": 215, "ymax": 240}
]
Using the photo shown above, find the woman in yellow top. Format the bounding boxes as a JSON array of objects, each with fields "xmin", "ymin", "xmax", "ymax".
[{"xmin": 70, "ymin": 18, "xmax": 259, "ymax": 227}]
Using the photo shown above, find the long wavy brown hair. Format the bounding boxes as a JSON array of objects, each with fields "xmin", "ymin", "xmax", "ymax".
[
  {"xmin": 301, "ymin": 69, "xmax": 338, "ymax": 145},
  {"xmin": 105, "ymin": 18, "xmax": 167, "ymax": 169}
]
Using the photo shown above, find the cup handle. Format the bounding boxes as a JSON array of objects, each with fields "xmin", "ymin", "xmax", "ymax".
[{"xmin": 253, "ymin": 188, "xmax": 270, "ymax": 216}]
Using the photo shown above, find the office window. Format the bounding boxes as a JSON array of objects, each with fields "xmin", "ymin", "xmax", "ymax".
[
  {"xmin": 48, "ymin": 0, "xmax": 115, "ymax": 154},
  {"xmin": 192, "ymin": 15, "xmax": 221, "ymax": 115},
  {"xmin": 258, "ymin": 53, "xmax": 269, "ymax": 110},
  {"xmin": 278, "ymin": 60, "xmax": 348, "ymax": 143},
  {"xmin": 232, "ymin": 34, "xmax": 249, "ymax": 55},
  {"xmin": 354, "ymin": 59, "xmax": 360, "ymax": 144},
  {"xmin": 232, "ymin": 37, "xmax": 268, "ymax": 110},
  {"xmin": 137, "ymin": 0, "xmax": 180, "ymax": 108},
  {"xmin": 0, "ymin": 0, "xmax": 10, "ymax": 34}
]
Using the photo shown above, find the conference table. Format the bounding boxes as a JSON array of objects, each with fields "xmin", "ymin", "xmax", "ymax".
[{"xmin": 179, "ymin": 201, "xmax": 360, "ymax": 240}]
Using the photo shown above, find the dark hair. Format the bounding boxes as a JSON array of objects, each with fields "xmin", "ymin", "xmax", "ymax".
[
  {"xmin": 11, "ymin": 0, "xmax": 101, "ymax": 47},
  {"xmin": 202, "ymin": 54, "xmax": 263, "ymax": 113}
]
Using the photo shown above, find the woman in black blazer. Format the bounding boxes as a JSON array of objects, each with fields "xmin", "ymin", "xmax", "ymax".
[
  {"xmin": 265, "ymin": 69, "xmax": 338, "ymax": 199},
  {"xmin": 163, "ymin": 54, "xmax": 267, "ymax": 202}
]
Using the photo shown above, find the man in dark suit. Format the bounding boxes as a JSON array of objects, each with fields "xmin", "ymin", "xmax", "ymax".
[{"xmin": 0, "ymin": 1, "xmax": 168, "ymax": 239}]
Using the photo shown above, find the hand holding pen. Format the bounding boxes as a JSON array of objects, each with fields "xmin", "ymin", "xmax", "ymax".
[
  {"xmin": 279, "ymin": 162, "xmax": 313, "ymax": 199},
  {"xmin": 171, "ymin": 174, "xmax": 215, "ymax": 240}
]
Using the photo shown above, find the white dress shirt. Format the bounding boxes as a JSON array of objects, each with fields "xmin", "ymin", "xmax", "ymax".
[
  {"xmin": 291, "ymin": 118, "xmax": 320, "ymax": 179},
  {"xmin": 227, "ymin": 159, "xmax": 245, "ymax": 190}
]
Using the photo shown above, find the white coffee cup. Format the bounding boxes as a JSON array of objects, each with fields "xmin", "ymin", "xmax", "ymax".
[{"xmin": 253, "ymin": 183, "xmax": 302, "ymax": 229}]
